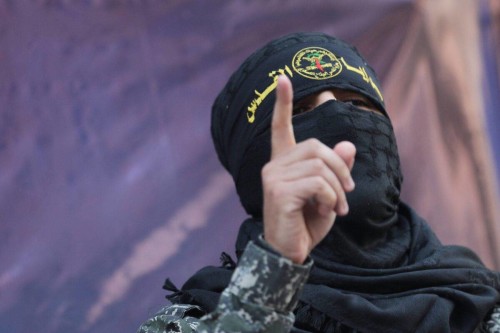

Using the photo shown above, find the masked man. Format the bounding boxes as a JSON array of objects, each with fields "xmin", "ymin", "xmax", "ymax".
[{"xmin": 138, "ymin": 32, "xmax": 500, "ymax": 333}]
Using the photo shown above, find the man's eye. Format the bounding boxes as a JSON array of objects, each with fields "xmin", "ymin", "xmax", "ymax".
[
  {"xmin": 293, "ymin": 104, "xmax": 314, "ymax": 115},
  {"xmin": 344, "ymin": 99, "xmax": 370, "ymax": 108}
]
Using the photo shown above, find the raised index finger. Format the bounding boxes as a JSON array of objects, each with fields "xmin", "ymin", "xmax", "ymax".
[{"xmin": 271, "ymin": 75, "xmax": 296, "ymax": 159}]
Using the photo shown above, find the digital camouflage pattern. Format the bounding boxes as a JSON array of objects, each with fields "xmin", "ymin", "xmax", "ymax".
[
  {"xmin": 138, "ymin": 241, "xmax": 500, "ymax": 333},
  {"xmin": 486, "ymin": 307, "xmax": 500, "ymax": 333},
  {"xmin": 137, "ymin": 240, "xmax": 312, "ymax": 333}
]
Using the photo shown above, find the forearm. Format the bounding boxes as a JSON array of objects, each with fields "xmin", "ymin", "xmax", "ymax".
[{"xmin": 138, "ymin": 238, "xmax": 312, "ymax": 333}]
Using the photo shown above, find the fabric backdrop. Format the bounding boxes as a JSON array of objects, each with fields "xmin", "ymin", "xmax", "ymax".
[{"xmin": 0, "ymin": 0, "xmax": 499, "ymax": 332}]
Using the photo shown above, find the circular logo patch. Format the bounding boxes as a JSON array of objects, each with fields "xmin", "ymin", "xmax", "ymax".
[{"xmin": 292, "ymin": 47, "xmax": 342, "ymax": 80}]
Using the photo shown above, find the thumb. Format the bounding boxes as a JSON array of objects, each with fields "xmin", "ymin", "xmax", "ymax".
[{"xmin": 333, "ymin": 141, "xmax": 356, "ymax": 171}]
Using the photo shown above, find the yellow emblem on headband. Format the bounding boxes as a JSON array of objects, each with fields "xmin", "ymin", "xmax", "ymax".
[
  {"xmin": 293, "ymin": 47, "xmax": 384, "ymax": 102},
  {"xmin": 292, "ymin": 47, "xmax": 342, "ymax": 80}
]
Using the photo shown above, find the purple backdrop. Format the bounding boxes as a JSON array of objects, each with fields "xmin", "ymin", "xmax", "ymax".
[{"xmin": 0, "ymin": 1, "xmax": 499, "ymax": 332}]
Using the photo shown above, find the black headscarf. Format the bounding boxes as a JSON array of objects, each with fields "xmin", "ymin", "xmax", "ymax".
[
  {"xmin": 167, "ymin": 32, "xmax": 500, "ymax": 332},
  {"xmin": 211, "ymin": 32, "xmax": 389, "ymax": 218}
]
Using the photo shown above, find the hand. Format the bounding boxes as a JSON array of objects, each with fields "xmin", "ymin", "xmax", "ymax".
[{"xmin": 262, "ymin": 76, "xmax": 356, "ymax": 264}]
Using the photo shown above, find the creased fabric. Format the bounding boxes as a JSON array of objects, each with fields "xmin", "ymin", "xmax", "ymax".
[{"xmin": 169, "ymin": 203, "xmax": 500, "ymax": 332}]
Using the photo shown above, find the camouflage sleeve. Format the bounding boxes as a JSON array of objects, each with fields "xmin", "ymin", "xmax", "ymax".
[
  {"xmin": 137, "ymin": 238, "xmax": 312, "ymax": 333},
  {"xmin": 485, "ymin": 305, "xmax": 500, "ymax": 333}
]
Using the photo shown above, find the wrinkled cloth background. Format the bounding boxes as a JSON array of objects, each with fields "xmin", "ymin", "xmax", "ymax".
[{"xmin": 0, "ymin": 0, "xmax": 499, "ymax": 332}]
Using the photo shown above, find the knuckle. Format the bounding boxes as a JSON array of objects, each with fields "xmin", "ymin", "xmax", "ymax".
[
  {"xmin": 310, "ymin": 158, "xmax": 324, "ymax": 173},
  {"xmin": 311, "ymin": 176, "xmax": 325, "ymax": 191},
  {"xmin": 261, "ymin": 163, "xmax": 272, "ymax": 179},
  {"xmin": 323, "ymin": 182, "xmax": 338, "ymax": 204},
  {"xmin": 261, "ymin": 163, "xmax": 281, "ymax": 183},
  {"xmin": 306, "ymin": 138, "xmax": 322, "ymax": 150},
  {"xmin": 330, "ymin": 191, "xmax": 338, "ymax": 205},
  {"xmin": 312, "ymin": 139, "xmax": 326, "ymax": 156},
  {"xmin": 322, "ymin": 183, "xmax": 337, "ymax": 200},
  {"xmin": 266, "ymin": 185, "xmax": 285, "ymax": 200},
  {"xmin": 318, "ymin": 191, "xmax": 337, "ymax": 208}
]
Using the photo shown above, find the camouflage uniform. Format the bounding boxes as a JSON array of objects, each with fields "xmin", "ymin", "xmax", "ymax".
[
  {"xmin": 137, "ymin": 239, "xmax": 312, "ymax": 333},
  {"xmin": 486, "ymin": 307, "xmax": 500, "ymax": 333},
  {"xmin": 138, "ymin": 240, "xmax": 500, "ymax": 333}
]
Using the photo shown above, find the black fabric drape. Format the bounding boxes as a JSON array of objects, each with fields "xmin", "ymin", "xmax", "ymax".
[{"xmin": 167, "ymin": 203, "xmax": 500, "ymax": 333}]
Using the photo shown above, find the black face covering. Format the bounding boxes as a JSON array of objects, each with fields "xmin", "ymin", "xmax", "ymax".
[
  {"xmin": 212, "ymin": 33, "xmax": 388, "ymax": 210},
  {"xmin": 296, "ymin": 101, "xmax": 404, "ymax": 266},
  {"xmin": 238, "ymin": 99, "xmax": 403, "ymax": 262},
  {"xmin": 166, "ymin": 32, "xmax": 500, "ymax": 332}
]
